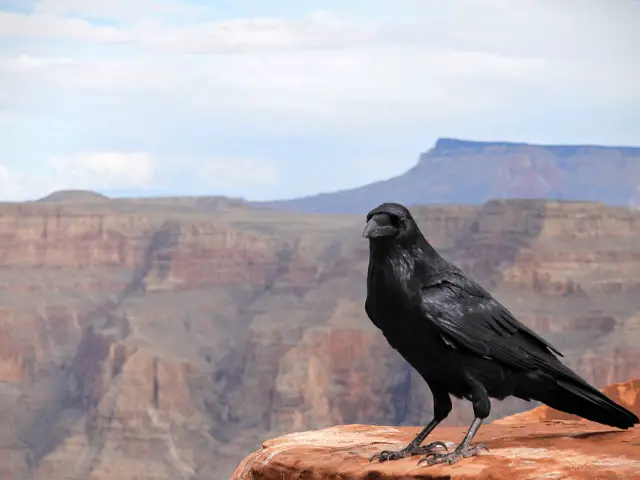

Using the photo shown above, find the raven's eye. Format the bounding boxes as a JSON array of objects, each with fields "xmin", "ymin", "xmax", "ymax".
[{"xmin": 389, "ymin": 215, "xmax": 401, "ymax": 228}]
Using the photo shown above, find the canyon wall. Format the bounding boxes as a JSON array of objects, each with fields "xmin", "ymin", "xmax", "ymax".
[{"xmin": 0, "ymin": 197, "xmax": 638, "ymax": 479}]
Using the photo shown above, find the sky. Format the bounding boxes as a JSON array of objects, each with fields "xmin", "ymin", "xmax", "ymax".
[{"xmin": 1, "ymin": 0, "xmax": 639, "ymax": 201}]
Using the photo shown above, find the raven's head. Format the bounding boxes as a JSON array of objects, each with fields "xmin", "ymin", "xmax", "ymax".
[{"xmin": 363, "ymin": 202, "xmax": 419, "ymax": 243}]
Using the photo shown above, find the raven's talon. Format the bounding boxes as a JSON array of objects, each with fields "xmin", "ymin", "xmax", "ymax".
[
  {"xmin": 421, "ymin": 451, "xmax": 439, "ymax": 460},
  {"xmin": 463, "ymin": 443, "xmax": 489, "ymax": 457},
  {"xmin": 417, "ymin": 444, "xmax": 488, "ymax": 466},
  {"xmin": 425, "ymin": 441, "xmax": 449, "ymax": 453},
  {"xmin": 369, "ymin": 450, "xmax": 403, "ymax": 463},
  {"xmin": 369, "ymin": 450, "xmax": 395, "ymax": 463},
  {"xmin": 370, "ymin": 442, "xmax": 448, "ymax": 463}
]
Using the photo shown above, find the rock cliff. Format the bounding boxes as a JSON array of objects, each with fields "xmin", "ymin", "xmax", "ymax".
[
  {"xmin": 257, "ymin": 138, "xmax": 640, "ymax": 213},
  {"xmin": 231, "ymin": 420, "xmax": 640, "ymax": 479},
  {"xmin": 0, "ymin": 197, "xmax": 639, "ymax": 479},
  {"xmin": 231, "ymin": 378, "xmax": 640, "ymax": 479}
]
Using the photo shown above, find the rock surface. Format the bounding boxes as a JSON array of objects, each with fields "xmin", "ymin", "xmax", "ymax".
[
  {"xmin": 0, "ymin": 197, "xmax": 639, "ymax": 478},
  {"xmin": 232, "ymin": 378, "xmax": 640, "ymax": 479},
  {"xmin": 231, "ymin": 422, "xmax": 640, "ymax": 480}
]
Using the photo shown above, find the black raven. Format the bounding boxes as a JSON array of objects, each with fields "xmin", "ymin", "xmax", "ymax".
[{"xmin": 363, "ymin": 202, "xmax": 639, "ymax": 466}]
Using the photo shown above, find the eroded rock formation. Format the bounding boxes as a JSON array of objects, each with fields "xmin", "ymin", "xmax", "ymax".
[
  {"xmin": 0, "ymin": 197, "xmax": 638, "ymax": 478},
  {"xmin": 231, "ymin": 421, "xmax": 640, "ymax": 480},
  {"xmin": 258, "ymin": 138, "xmax": 640, "ymax": 213},
  {"xmin": 231, "ymin": 378, "xmax": 640, "ymax": 479}
]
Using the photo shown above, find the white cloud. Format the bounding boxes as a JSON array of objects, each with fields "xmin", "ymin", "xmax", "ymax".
[
  {"xmin": 200, "ymin": 158, "xmax": 278, "ymax": 189},
  {"xmin": 1, "ymin": 1, "xmax": 636, "ymax": 126},
  {"xmin": 2, "ymin": 54, "xmax": 154, "ymax": 90},
  {"xmin": 0, "ymin": 0, "xmax": 638, "ymax": 201},
  {"xmin": 135, "ymin": 12, "xmax": 373, "ymax": 53},
  {"xmin": 33, "ymin": 0, "xmax": 205, "ymax": 21},
  {"xmin": 9, "ymin": 54, "xmax": 75, "ymax": 68},
  {"xmin": 48, "ymin": 152, "xmax": 155, "ymax": 190},
  {"xmin": 0, "ymin": 9, "xmax": 370, "ymax": 51},
  {"xmin": 0, "ymin": 12, "xmax": 129, "ymax": 42},
  {"xmin": 0, "ymin": 47, "xmax": 553, "ymax": 133}
]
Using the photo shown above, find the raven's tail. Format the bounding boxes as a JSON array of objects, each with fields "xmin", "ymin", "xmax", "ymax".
[{"xmin": 536, "ymin": 378, "xmax": 639, "ymax": 429}]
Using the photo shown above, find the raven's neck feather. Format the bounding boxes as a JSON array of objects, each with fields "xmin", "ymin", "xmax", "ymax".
[
  {"xmin": 414, "ymin": 235, "xmax": 443, "ymax": 261},
  {"xmin": 370, "ymin": 232, "xmax": 446, "ymax": 280},
  {"xmin": 413, "ymin": 235, "xmax": 450, "ymax": 279}
]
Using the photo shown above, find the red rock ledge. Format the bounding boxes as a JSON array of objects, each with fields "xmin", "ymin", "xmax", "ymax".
[{"xmin": 231, "ymin": 420, "xmax": 640, "ymax": 479}]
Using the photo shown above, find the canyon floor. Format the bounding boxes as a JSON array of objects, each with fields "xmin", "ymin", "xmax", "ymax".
[{"xmin": 0, "ymin": 194, "xmax": 639, "ymax": 479}]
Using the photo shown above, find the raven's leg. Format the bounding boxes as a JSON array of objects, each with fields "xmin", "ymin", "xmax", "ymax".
[
  {"xmin": 418, "ymin": 378, "xmax": 490, "ymax": 466},
  {"xmin": 369, "ymin": 418, "xmax": 447, "ymax": 462},
  {"xmin": 417, "ymin": 417, "xmax": 488, "ymax": 466},
  {"xmin": 370, "ymin": 389, "xmax": 451, "ymax": 462}
]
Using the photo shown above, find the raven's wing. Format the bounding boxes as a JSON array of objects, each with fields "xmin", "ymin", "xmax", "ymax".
[
  {"xmin": 420, "ymin": 277, "xmax": 640, "ymax": 428},
  {"xmin": 419, "ymin": 278, "xmax": 589, "ymax": 383}
]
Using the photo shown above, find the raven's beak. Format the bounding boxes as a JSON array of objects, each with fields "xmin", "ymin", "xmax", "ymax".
[{"xmin": 362, "ymin": 217, "xmax": 397, "ymax": 239}]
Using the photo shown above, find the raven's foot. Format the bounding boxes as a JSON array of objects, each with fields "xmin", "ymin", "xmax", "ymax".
[
  {"xmin": 370, "ymin": 441, "xmax": 448, "ymax": 463},
  {"xmin": 417, "ymin": 443, "xmax": 488, "ymax": 466}
]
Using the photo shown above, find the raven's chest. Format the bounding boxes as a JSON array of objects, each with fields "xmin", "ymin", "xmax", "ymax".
[{"xmin": 365, "ymin": 256, "xmax": 420, "ymax": 327}]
